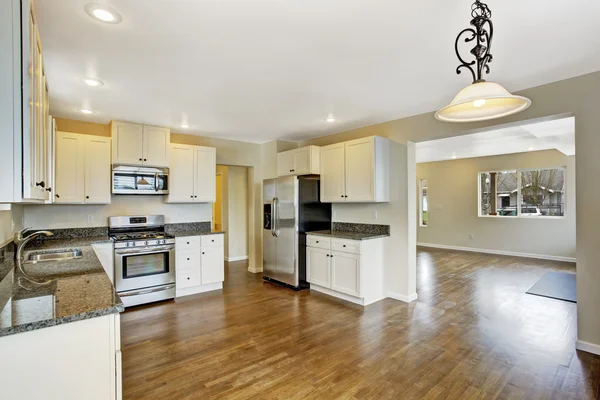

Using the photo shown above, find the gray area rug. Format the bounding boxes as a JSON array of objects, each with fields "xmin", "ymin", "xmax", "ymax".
[{"xmin": 526, "ymin": 271, "xmax": 576, "ymax": 303}]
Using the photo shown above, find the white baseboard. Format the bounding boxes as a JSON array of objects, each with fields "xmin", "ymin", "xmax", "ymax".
[
  {"xmin": 576, "ymin": 339, "xmax": 600, "ymax": 356},
  {"xmin": 388, "ymin": 292, "xmax": 418, "ymax": 303},
  {"xmin": 247, "ymin": 266, "xmax": 262, "ymax": 274},
  {"xmin": 417, "ymin": 242, "xmax": 576, "ymax": 263},
  {"xmin": 310, "ymin": 284, "xmax": 365, "ymax": 306},
  {"xmin": 225, "ymin": 255, "xmax": 248, "ymax": 262},
  {"xmin": 176, "ymin": 282, "xmax": 222, "ymax": 298}
]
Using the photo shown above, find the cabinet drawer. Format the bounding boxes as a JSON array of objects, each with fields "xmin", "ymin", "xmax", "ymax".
[
  {"xmin": 331, "ymin": 238, "xmax": 361, "ymax": 254},
  {"xmin": 306, "ymin": 235, "xmax": 331, "ymax": 250},
  {"xmin": 201, "ymin": 234, "xmax": 224, "ymax": 247},
  {"xmin": 177, "ymin": 269, "xmax": 201, "ymax": 289},
  {"xmin": 175, "ymin": 236, "xmax": 200, "ymax": 251}
]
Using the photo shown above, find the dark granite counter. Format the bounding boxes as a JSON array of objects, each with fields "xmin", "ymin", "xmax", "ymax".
[
  {"xmin": 307, "ymin": 230, "xmax": 389, "ymax": 241},
  {"xmin": 165, "ymin": 221, "xmax": 225, "ymax": 237},
  {"xmin": 0, "ymin": 237, "xmax": 123, "ymax": 337}
]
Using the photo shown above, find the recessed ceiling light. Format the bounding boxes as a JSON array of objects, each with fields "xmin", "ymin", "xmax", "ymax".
[
  {"xmin": 82, "ymin": 78, "xmax": 104, "ymax": 87},
  {"xmin": 79, "ymin": 108, "xmax": 94, "ymax": 114},
  {"xmin": 84, "ymin": 3, "xmax": 122, "ymax": 24},
  {"xmin": 180, "ymin": 124, "xmax": 190, "ymax": 128},
  {"xmin": 325, "ymin": 117, "xmax": 336, "ymax": 123}
]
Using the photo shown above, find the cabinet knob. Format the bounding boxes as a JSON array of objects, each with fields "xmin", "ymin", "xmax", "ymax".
[
  {"xmin": 343, "ymin": 245, "xmax": 346, "ymax": 247},
  {"xmin": 36, "ymin": 181, "xmax": 45, "ymax": 188},
  {"xmin": 211, "ymin": 239, "xmax": 214, "ymax": 242},
  {"xmin": 194, "ymin": 196, "xmax": 197, "ymax": 198},
  {"xmin": 187, "ymin": 258, "xmax": 190, "ymax": 261},
  {"xmin": 345, "ymin": 195, "xmax": 348, "ymax": 198},
  {"xmin": 187, "ymin": 277, "xmax": 190, "ymax": 280},
  {"xmin": 143, "ymin": 158, "xmax": 147, "ymax": 161},
  {"xmin": 139, "ymin": 158, "xmax": 142, "ymax": 161},
  {"xmin": 186, "ymin": 242, "xmax": 190, "ymax": 245},
  {"xmin": 55, "ymin": 194, "xmax": 60, "ymax": 198},
  {"xmin": 86, "ymin": 196, "xmax": 89, "ymax": 199},
  {"xmin": 341, "ymin": 195, "xmax": 344, "ymax": 198},
  {"xmin": 202, "ymin": 252, "xmax": 205, "ymax": 255},
  {"xmin": 316, "ymin": 241, "xmax": 319, "ymax": 243},
  {"xmin": 190, "ymin": 195, "xmax": 194, "ymax": 198}
]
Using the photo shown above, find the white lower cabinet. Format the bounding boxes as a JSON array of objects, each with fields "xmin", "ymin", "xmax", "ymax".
[
  {"xmin": 175, "ymin": 234, "xmax": 224, "ymax": 297},
  {"xmin": 306, "ymin": 235, "xmax": 386, "ymax": 306}
]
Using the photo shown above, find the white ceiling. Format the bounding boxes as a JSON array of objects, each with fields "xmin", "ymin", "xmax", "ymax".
[
  {"xmin": 415, "ymin": 117, "xmax": 575, "ymax": 163},
  {"xmin": 36, "ymin": 1, "xmax": 600, "ymax": 143}
]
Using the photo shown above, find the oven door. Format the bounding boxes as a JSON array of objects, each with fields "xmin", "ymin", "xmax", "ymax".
[{"xmin": 114, "ymin": 246, "xmax": 175, "ymax": 292}]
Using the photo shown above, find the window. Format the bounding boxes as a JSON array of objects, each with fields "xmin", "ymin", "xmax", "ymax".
[
  {"xmin": 478, "ymin": 168, "xmax": 565, "ymax": 218},
  {"xmin": 419, "ymin": 179, "xmax": 428, "ymax": 226}
]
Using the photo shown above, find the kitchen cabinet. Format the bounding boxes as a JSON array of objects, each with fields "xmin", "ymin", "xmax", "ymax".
[
  {"xmin": 320, "ymin": 136, "xmax": 389, "ymax": 203},
  {"xmin": 0, "ymin": 314, "xmax": 122, "ymax": 400},
  {"xmin": 54, "ymin": 132, "xmax": 111, "ymax": 204},
  {"xmin": 0, "ymin": 0, "xmax": 52, "ymax": 202},
  {"xmin": 111, "ymin": 121, "xmax": 170, "ymax": 167},
  {"xmin": 167, "ymin": 144, "xmax": 216, "ymax": 203},
  {"xmin": 306, "ymin": 247, "xmax": 331, "ymax": 288},
  {"xmin": 277, "ymin": 146, "xmax": 320, "ymax": 177},
  {"xmin": 174, "ymin": 234, "xmax": 225, "ymax": 297},
  {"xmin": 306, "ymin": 234, "xmax": 386, "ymax": 306}
]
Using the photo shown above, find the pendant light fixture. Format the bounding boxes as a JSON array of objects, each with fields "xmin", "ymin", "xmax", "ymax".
[{"xmin": 435, "ymin": 0, "xmax": 531, "ymax": 123}]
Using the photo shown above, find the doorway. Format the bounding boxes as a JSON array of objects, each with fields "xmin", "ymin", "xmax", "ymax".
[{"xmin": 213, "ymin": 165, "xmax": 250, "ymax": 263}]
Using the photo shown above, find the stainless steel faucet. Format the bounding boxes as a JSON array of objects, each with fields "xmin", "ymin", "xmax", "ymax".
[{"xmin": 14, "ymin": 228, "xmax": 54, "ymax": 284}]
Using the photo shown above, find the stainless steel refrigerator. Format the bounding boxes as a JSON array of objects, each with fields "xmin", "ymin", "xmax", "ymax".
[{"xmin": 263, "ymin": 175, "xmax": 331, "ymax": 289}]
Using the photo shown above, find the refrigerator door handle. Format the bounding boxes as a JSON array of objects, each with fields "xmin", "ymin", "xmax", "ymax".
[{"xmin": 272, "ymin": 197, "xmax": 279, "ymax": 237}]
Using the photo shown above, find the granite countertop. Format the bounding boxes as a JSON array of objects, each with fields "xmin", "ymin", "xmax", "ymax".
[
  {"xmin": 0, "ymin": 237, "xmax": 123, "ymax": 338},
  {"xmin": 168, "ymin": 230, "xmax": 226, "ymax": 237},
  {"xmin": 307, "ymin": 230, "xmax": 390, "ymax": 241}
]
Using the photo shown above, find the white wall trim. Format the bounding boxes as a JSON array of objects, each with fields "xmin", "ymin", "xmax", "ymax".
[
  {"xmin": 576, "ymin": 339, "xmax": 600, "ymax": 356},
  {"xmin": 417, "ymin": 242, "xmax": 576, "ymax": 263},
  {"xmin": 175, "ymin": 282, "xmax": 222, "ymax": 298},
  {"xmin": 247, "ymin": 266, "xmax": 262, "ymax": 274},
  {"xmin": 388, "ymin": 292, "xmax": 418, "ymax": 303},
  {"xmin": 225, "ymin": 255, "xmax": 248, "ymax": 262},
  {"xmin": 311, "ymin": 284, "xmax": 365, "ymax": 306}
]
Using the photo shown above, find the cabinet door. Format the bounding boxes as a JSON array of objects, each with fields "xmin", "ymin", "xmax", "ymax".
[
  {"xmin": 167, "ymin": 144, "xmax": 195, "ymax": 203},
  {"xmin": 292, "ymin": 148, "xmax": 311, "ymax": 175},
  {"xmin": 84, "ymin": 136, "xmax": 111, "ymax": 204},
  {"xmin": 345, "ymin": 138, "xmax": 374, "ymax": 202},
  {"xmin": 330, "ymin": 251, "xmax": 361, "ymax": 297},
  {"xmin": 176, "ymin": 251, "xmax": 201, "ymax": 289},
  {"xmin": 142, "ymin": 125, "xmax": 170, "ymax": 167},
  {"xmin": 201, "ymin": 246, "xmax": 224, "ymax": 285},
  {"xmin": 194, "ymin": 147, "xmax": 216, "ymax": 202},
  {"xmin": 306, "ymin": 247, "xmax": 330, "ymax": 288},
  {"xmin": 54, "ymin": 132, "xmax": 85, "ymax": 204},
  {"xmin": 320, "ymin": 143, "xmax": 346, "ymax": 202},
  {"xmin": 276, "ymin": 151, "xmax": 293, "ymax": 177},
  {"xmin": 111, "ymin": 122, "xmax": 143, "ymax": 165}
]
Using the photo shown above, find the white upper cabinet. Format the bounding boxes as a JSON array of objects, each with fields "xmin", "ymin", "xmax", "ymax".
[
  {"xmin": 167, "ymin": 144, "xmax": 216, "ymax": 203},
  {"xmin": 276, "ymin": 146, "xmax": 320, "ymax": 177},
  {"xmin": 320, "ymin": 136, "xmax": 389, "ymax": 203},
  {"xmin": 111, "ymin": 121, "xmax": 170, "ymax": 167},
  {"xmin": 320, "ymin": 143, "xmax": 346, "ymax": 202},
  {"xmin": 55, "ymin": 132, "xmax": 111, "ymax": 204}
]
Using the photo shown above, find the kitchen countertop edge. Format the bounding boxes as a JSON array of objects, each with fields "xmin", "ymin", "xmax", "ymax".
[{"xmin": 306, "ymin": 231, "xmax": 390, "ymax": 241}]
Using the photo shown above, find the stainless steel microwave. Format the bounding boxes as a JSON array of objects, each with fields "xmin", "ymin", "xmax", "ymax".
[{"xmin": 112, "ymin": 166, "xmax": 169, "ymax": 195}]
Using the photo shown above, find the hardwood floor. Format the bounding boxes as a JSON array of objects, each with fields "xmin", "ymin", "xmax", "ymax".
[{"xmin": 121, "ymin": 248, "xmax": 600, "ymax": 399}]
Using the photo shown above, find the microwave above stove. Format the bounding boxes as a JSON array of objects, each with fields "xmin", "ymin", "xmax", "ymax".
[{"xmin": 112, "ymin": 165, "xmax": 169, "ymax": 195}]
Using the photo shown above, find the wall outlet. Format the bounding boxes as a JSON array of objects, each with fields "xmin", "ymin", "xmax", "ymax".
[
  {"xmin": 469, "ymin": 234, "xmax": 475, "ymax": 240},
  {"xmin": 87, "ymin": 215, "xmax": 94, "ymax": 224},
  {"xmin": 372, "ymin": 211, "xmax": 378, "ymax": 220}
]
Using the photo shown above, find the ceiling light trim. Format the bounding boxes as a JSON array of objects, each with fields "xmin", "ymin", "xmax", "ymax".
[{"xmin": 84, "ymin": 3, "xmax": 122, "ymax": 24}]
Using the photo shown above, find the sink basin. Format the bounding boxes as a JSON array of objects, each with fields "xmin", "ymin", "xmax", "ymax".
[{"xmin": 25, "ymin": 249, "xmax": 83, "ymax": 263}]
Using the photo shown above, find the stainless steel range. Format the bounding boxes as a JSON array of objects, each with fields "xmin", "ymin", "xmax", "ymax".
[{"xmin": 109, "ymin": 215, "xmax": 175, "ymax": 307}]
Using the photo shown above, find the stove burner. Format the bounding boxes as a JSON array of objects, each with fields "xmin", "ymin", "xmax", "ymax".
[{"xmin": 111, "ymin": 232, "xmax": 172, "ymax": 241}]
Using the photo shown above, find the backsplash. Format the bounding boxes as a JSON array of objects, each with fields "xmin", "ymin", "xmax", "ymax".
[
  {"xmin": 165, "ymin": 222, "xmax": 212, "ymax": 233},
  {"xmin": 332, "ymin": 222, "xmax": 390, "ymax": 235}
]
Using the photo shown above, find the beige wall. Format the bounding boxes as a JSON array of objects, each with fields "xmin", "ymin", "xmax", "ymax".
[
  {"xmin": 303, "ymin": 71, "xmax": 600, "ymax": 351},
  {"xmin": 0, "ymin": 205, "xmax": 23, "ymax": 246},
  {"xmin": 416, "ymin": 150, "xmax": 576, "ymax": 259},
  {"xmin": 55, "ymin": 118, "xmax": 110, "ymax": 137},
  {"xmin": 215, "ymin": 165, "xmax": 229, "ymax": 259},
  {"xmin": 227, "ymin": 166, "xmax": 248, "ymax": 260}
]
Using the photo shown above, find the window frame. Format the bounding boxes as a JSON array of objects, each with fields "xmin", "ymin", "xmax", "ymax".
[
  {"xmin": 419, "ymin": 179, "xmax": 428, "ymax": 227},
  {"xmin": 477, "ymin": 166, "xmax": 566, "ymax": 220}
]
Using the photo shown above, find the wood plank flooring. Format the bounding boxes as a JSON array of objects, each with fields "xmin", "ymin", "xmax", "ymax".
[{"xmin": 121, "ymin": 248, "xmax": 600, "ymax": 399}]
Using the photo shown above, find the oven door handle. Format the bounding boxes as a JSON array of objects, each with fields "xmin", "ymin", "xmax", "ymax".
[
  {"xmin": 115, "ymin": 246, "xmax": 174, "ymax": 255},
  {"xmin": 119, "ymin": 284, "xmax": 175, "ymax": 297}
]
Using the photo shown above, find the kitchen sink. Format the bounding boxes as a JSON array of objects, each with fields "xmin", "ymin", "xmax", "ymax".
[{"xmin": 25, "ymin": 249, "xmax": 83, "ymax": 263}]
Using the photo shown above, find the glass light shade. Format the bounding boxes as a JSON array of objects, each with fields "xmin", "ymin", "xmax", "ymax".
[{"xmin": 435, "ymin": 81, "xmax": 531, "ymax": 123}]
